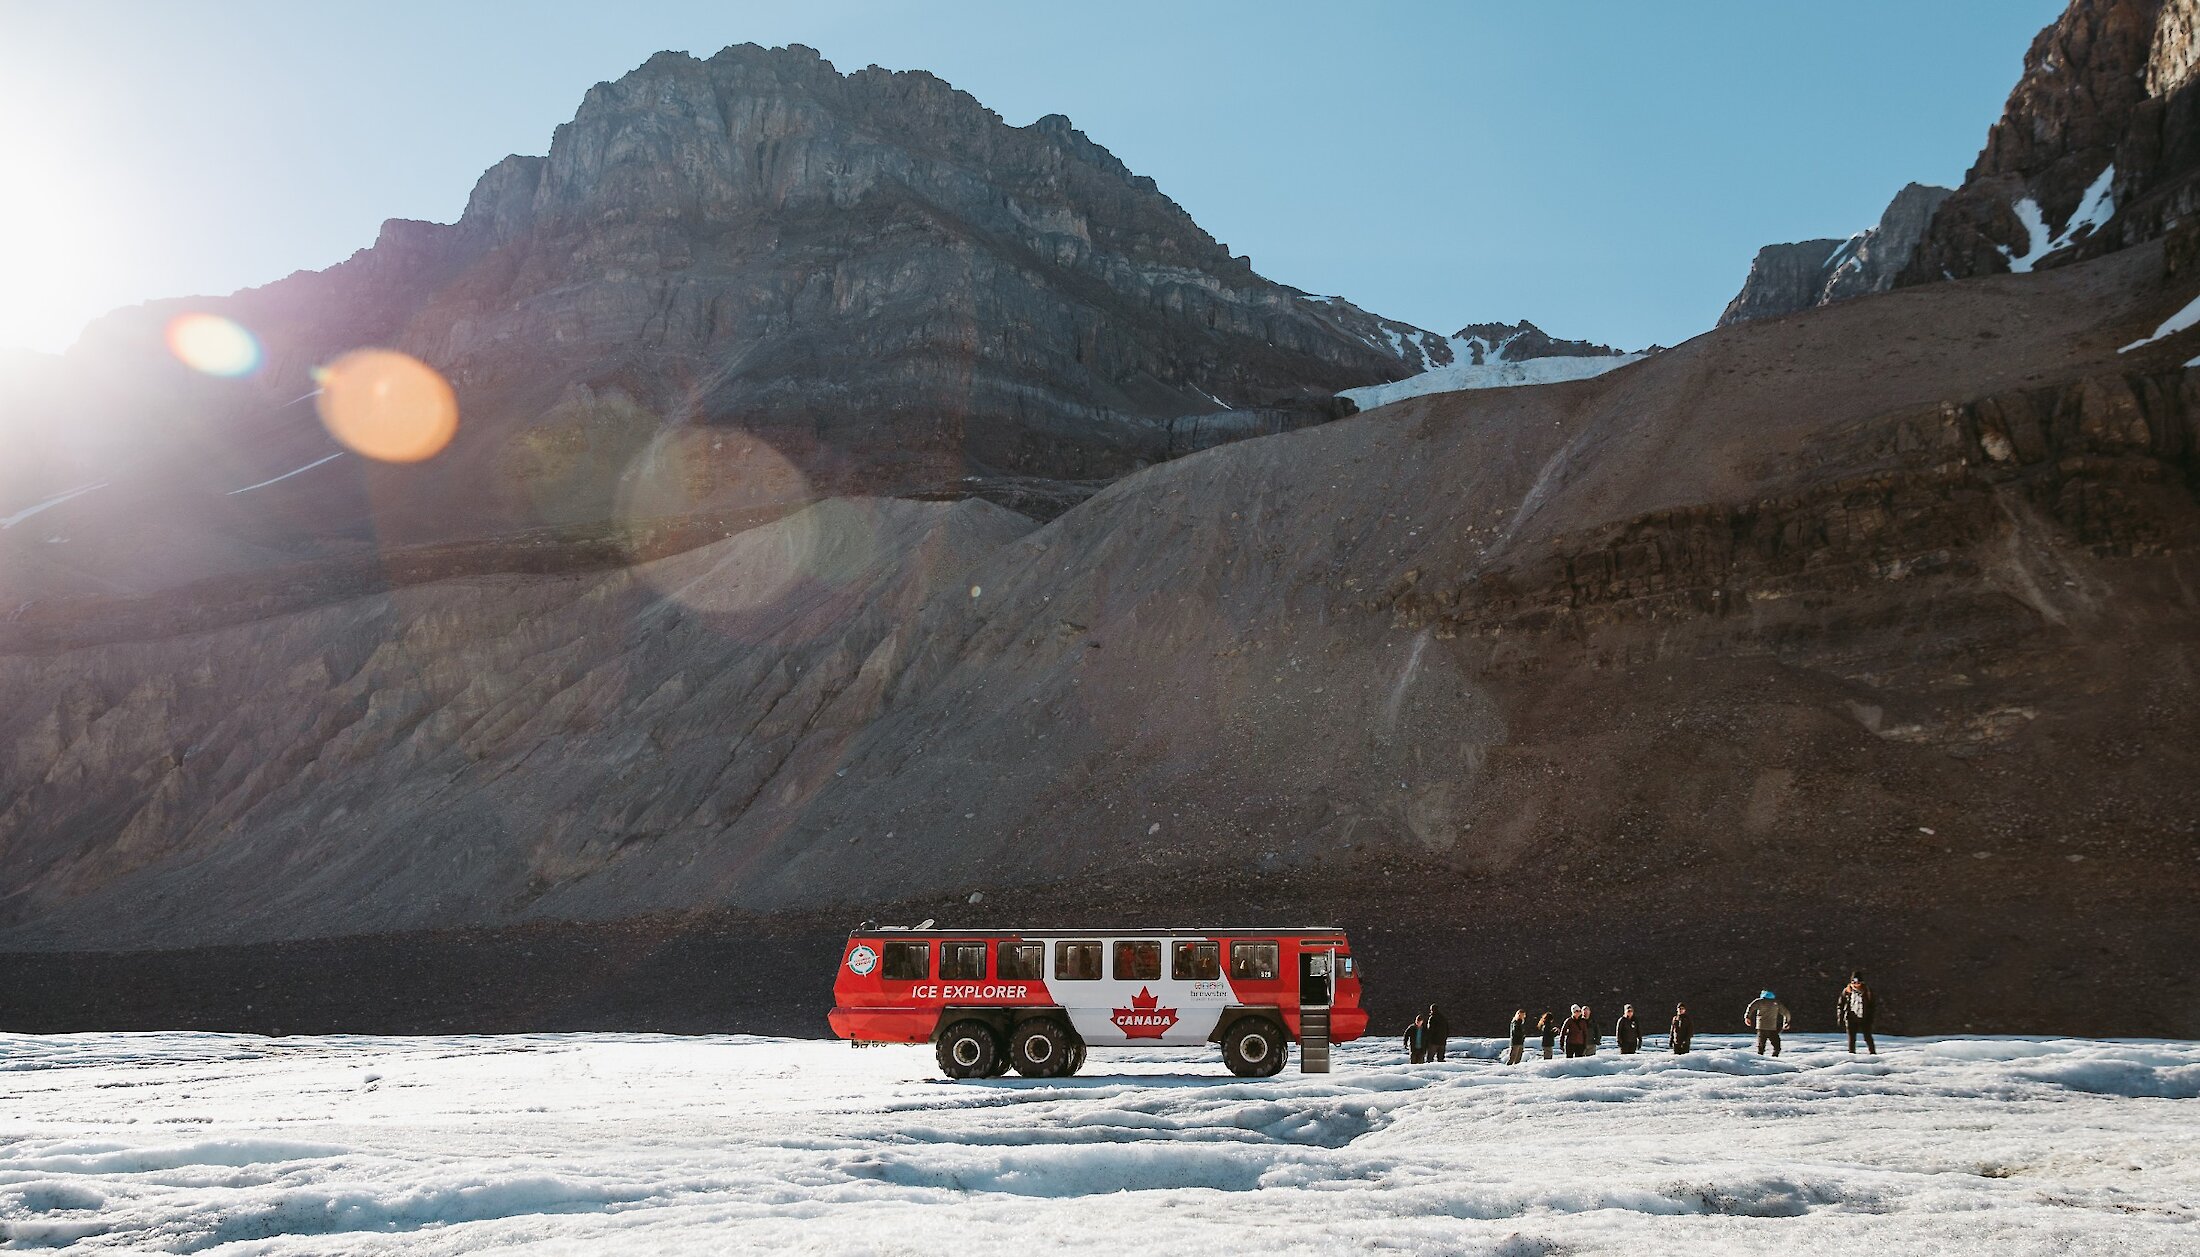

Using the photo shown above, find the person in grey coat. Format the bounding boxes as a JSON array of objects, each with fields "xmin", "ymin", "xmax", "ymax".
[{"xmin": 1743, "ymin": 990, "xmax": 1792, "ymax": 1056}]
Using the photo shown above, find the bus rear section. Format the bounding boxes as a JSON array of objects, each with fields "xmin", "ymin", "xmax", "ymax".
[{"xmin": 828, "ymin": 927, "xmax": 1369, "ymax": 1079}]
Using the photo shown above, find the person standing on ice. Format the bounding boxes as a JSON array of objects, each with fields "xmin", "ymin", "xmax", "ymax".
[
  {"xmin": 1423, "ymin": 1004, "xmax": 1450, "ymax": 1062},
  {"xmin": 1615, "ymin": 1005, "xmax": 1642, "ymax": 1054},
  {"xmin": 1562, "ymin": 1005, "xmax": 1591, "ymax": 1058},
  {"xmin": 1670, "ymin": 1002, "xmax": 1694, "ymax": 1053},
  {"xmin": 1836, "ymin": 970, "xmax": 1879, "ymax": 1054},
  {"xmin": 1404, "ymin": 1013, "xmax": 1425, "ymax": 1064},
  {"xmin": 1538, "ymin": 1011, "xmax": 1558, "ymax": 1059},
  {"xmin": 1584, "ymin": 1005, "xmax": 1600, "ymax": 1055},
  {"xmin": 1508, "ymin": 1010, "xmax": 1529, "ymax": 1064},
  {"xmin": 1744, "ymin": 990, "xmax": 1791, "ymax": 1056}
]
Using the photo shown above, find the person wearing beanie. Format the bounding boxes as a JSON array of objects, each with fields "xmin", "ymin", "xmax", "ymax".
[
  {"xmin": 1670, "ymin": 1002, "xmax": 1694, "ymax": 1053},
  {"xmin": 1615, "ymin": 1005, "xmax": 1642, "ymax": 1054},
  {"xmin": 1836, "ymin": 970, "xmax": 1879, "ymax": 1054},
  {"xmin": 1562, "ymin": 1005, "xmax": 1592, "ymax": 1058},
  {"xmin": 1743, "ymin": 989, "xmax": 1792, "ymax": 1056}
]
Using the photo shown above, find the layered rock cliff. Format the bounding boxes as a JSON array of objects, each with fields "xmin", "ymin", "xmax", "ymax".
[{"xmin": 6, "ymin": 236, "xmax": 2197, "ymax": 1035}]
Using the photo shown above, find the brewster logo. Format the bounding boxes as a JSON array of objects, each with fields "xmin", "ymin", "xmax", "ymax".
[{"xmin": 1110, "ymin": 987, "xmax": 1179, "ymax": 1039}]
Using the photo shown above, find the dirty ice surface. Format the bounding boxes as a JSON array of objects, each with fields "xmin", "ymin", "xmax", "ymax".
[
  {"xmin": 1341, "ymin": 351, "xmax": 1644, "ymax": 411},
  {"xmin": 0, "ymin": 1034, "xmax": 2193, "ymax": 1254}
]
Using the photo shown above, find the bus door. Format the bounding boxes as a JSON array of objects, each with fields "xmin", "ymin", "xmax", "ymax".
[{"xmin": 1298, "ymin": 945, "xmax": 1334, "ymax": 1072}]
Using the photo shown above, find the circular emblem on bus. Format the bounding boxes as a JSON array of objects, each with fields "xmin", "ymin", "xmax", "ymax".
[{"xmin": 846, "ymin": 945, "xmax": 879, "ymax": 976}]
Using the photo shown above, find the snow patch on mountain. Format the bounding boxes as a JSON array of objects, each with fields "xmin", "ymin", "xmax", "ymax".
[
  {"xmin": 2002, "ymin": 165, "xmax": 2117, "ymax": 273},
  {"xmin": 1342, "ymin": 336, "xmax": 1644, "ymax": 411},
  {"xmin": 0, "ymin": 482, "xmax": 107, "ymax": 529},
  {"xmin": 228, "ymin": 452, "xmax": 344, "ymax": 495},
  {"xmin": 2120, "ymin": 289, "xmax": 2200, "ymax": 354}
]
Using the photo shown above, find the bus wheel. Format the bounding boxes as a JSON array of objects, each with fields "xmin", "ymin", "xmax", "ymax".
[
  {"xmin": 1009, "ymin": 1018, "xmax": 1072, "ymax": 1078},
  {"xmin": 983, "ymin": 1052, "xmax": 1013, "ymax": 1078},
  {"xmin": 1223, "ymin": 1017, "xmax": 1288, "ymax": 1078},
  {"xmin": 936, "ymin": 1020, "xmax": 1002, "ymax": 1080},
  {"xmin": 1064, "ymin": 1043, "xmax": 1087, "ymax": 1076}
]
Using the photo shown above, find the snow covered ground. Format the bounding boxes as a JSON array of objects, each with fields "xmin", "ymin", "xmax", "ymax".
[
  {"xmin": 1340, "ymin": 351, "xmax": 1644, "ymax": 412},
  {"xmin": 1, "ymin": 1033, "xmax": 2193, "ymax": 1255}
]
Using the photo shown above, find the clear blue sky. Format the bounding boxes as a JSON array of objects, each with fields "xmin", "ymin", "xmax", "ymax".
[{"xmin": 0, "ymin": 0, "xmax": 2064, "ymax": 355}]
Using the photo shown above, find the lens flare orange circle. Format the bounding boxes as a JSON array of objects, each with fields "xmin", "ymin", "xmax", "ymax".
[{"xmin": 312, "ymin": 349, "xmax": 458, "ymax": 463}]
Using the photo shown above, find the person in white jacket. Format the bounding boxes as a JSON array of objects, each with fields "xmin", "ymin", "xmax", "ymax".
[{"xmin": 1743, "ymin": 990, "xmax": 1792, "ymax": 1056}]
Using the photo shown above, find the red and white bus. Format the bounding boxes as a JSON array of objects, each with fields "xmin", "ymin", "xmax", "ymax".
[{"xmin": 828, "ymin": 926, "xmax": 1370, "ymax": 1079}]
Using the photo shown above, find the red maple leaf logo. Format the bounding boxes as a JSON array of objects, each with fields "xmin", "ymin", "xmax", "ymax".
[{"xmin": 1110, "ymin": 986, "xmax": 1179, "ymax": 1039}]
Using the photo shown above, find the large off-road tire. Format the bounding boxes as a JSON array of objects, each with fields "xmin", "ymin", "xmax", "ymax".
[
  {"xmin": 936, "ymin": 1020, "xmax": 1002, "ymax": 1080},
  {"xmin": 1064, "ymin": 1043, "xmax": 1088, "ymax": 1076},
  {"xmin": 1222, "ymin": 1017, "xmax": 1288, "ymax": 1078},
  {"xmin": 1009, "ymin": 1017, "xmax": 1075, "ymax": 1078},
  {"xmin": 983, "ymin": 1051, "xmax": 1013, "ymax": 1078}
]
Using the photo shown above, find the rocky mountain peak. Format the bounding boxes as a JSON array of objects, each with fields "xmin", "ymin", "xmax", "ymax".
[
  {"xmin": 24, "ymin": 42, "xmax": 1447, "ymax": 574},
  {"xmin": 1449, "ymin": 320, "xmax": 1627, "ymax": 363},
  {"xmin": 1902, "ymin": 0, "xmax": 2200, "ymax": 282}
]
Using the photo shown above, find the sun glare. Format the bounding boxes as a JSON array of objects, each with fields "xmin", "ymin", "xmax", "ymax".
[
  {"xmin": 0, "ymin": 120, "xmax": 119, "ymax": 354},
  {"xmin": 312, "ymin": 349, "xmax": 459, "ymax": 463},
  {"xmin": 165, "ymin": 313, "xmax": 262, "ymax": 377}
]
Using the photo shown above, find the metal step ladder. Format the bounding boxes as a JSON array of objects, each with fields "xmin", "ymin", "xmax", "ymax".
[{"xmin": 1299, "ymin": 1008, "xmax": 1331, "ymax": 1073}]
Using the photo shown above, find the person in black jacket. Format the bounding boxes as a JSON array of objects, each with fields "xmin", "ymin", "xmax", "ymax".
[
  {"xmin": 1404, "ymin": 1013, "xmax": 1425, "ymax": 1064},
  {"xmin": 1836, "ymin": 970, "xmax": 1879, "ymax": 1054},
  {"xmin": 1537, "ymin": 1011, "xmax": 1558, "ymax": 1059},
  {"xmin": 1507, "ymin": 1009, "xmax": 1529, "ymax": 1065},
  {"xmin": 1423, "ymin": 1004, "xmax": 1450, "ymax": 1062},
  {"xmin": 1670, "ymin": 1002, "xmax": 1694, "ymax": 1054},
  {"xmin": 1615, "ymin": 1004, "xmax": 1642, "ymax": 1054}
]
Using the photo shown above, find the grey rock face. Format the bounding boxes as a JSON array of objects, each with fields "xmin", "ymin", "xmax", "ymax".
[
  {"xmin": 1720, "ymin": 239, "xmax": 1851, "ymax": 327},
  {"xmin": 1720, "ymin": 184, "xmax": 1951, "ymax": 326},
  {"xmin": 36, "ymin": 44, "xmax": 1431, "ymax": 556},
  {"xmin": 1821, "ymin": 183, "xmax": 1955, "ymax": 300},
  {"xmin": 1449, "ymin": 321, "xmax": 1629, "ymax": 362}
]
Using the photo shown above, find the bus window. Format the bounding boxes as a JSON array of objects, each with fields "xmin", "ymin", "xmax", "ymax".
[
  {"xmin": 1229, "ymin": 941, "xmax": 1279, "ymax": 981},
  {"xmin": 1172, "ymin": 941, "xmax": 1221, "ymax": 981},
  {"xmin": 881, "ymin": 941, "xmax": 930, "ymax": 981},
  {"xmin": 997, "ymin": 942, "xmax": 1044, "ymax": 980},
  {"xmin": 1055, "ymin": 941, "xmax": 1103, "ymax": 980},
  {"xmin": 940, "ymin": 942, "xmax": 985, "ymax": 981},
  {"xmin": 1114, "ymin": 940, "xmax": 1161, "ymax": 981}
]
